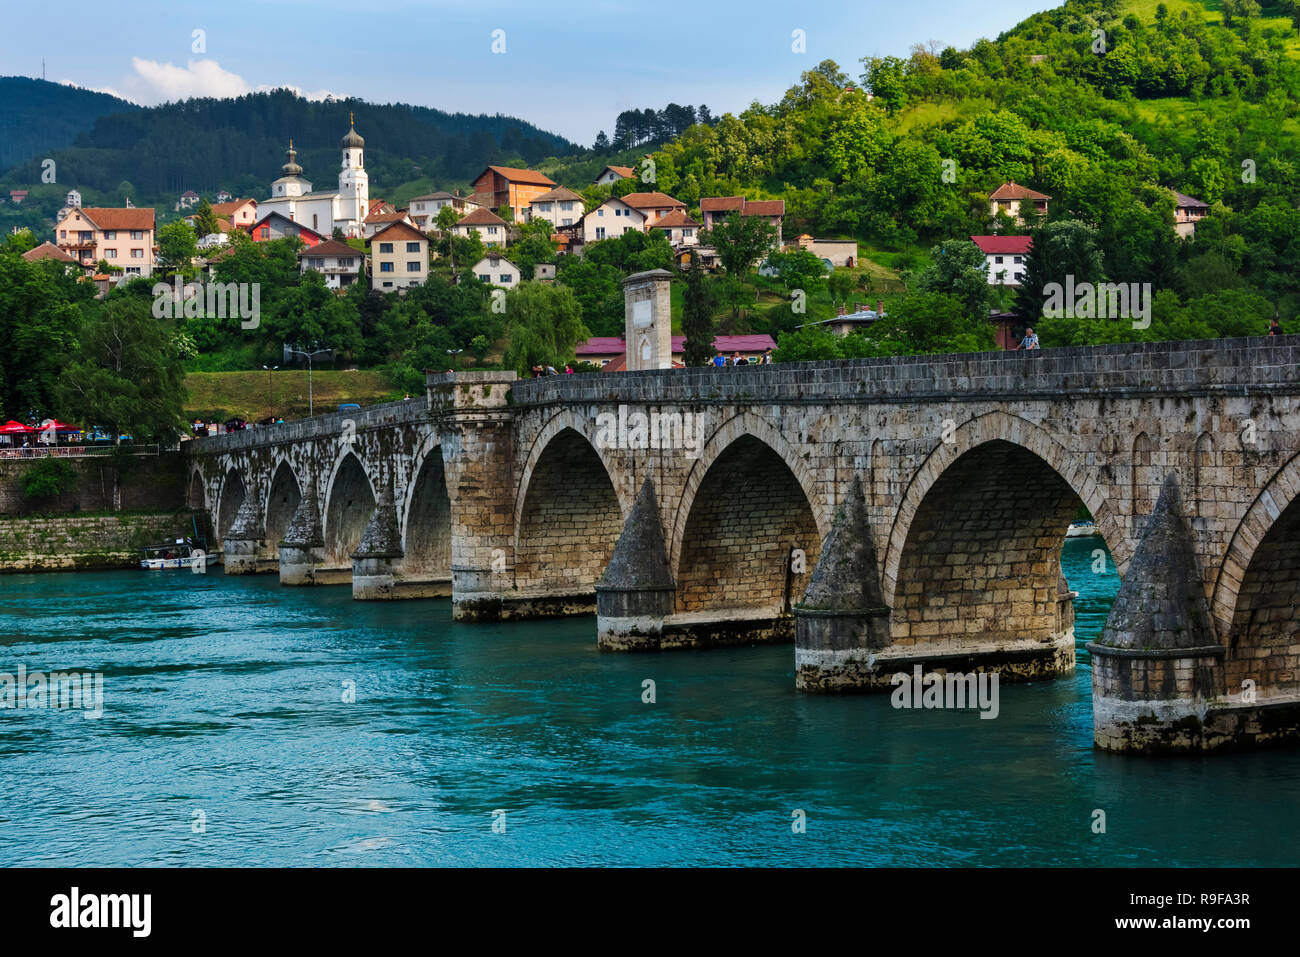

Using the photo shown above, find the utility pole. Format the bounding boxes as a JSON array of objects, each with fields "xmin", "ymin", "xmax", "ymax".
[
  {"xmin": 283, "ymin": 346, "xmax": 332, "ymax": 417},
  {"xmin": 262, "ymin": 365, "xmax": 279, "ymax": 420}
]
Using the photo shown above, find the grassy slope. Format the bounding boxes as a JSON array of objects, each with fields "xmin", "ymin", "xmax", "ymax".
[{"xmin": 184, "ymin": 369, "xmax": 399, "ymax": 422}]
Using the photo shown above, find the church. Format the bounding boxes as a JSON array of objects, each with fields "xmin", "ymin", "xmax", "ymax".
[{"xmin": 257, "ymin": 116, "xmax": 370, "ymax": 238}]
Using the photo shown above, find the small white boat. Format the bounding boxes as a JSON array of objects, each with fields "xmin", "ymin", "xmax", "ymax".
[
  {"xmin": 140, "ymin": 539, "xmax": 207, "ymax": 570},
  {"xmin": 1066, "ymin": 521, "xmax": 1099, "ymax": 538}
]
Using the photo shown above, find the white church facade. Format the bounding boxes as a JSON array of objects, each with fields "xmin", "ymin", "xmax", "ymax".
[{"xmin": 258, "ymin": 116, "xmax": 370, "ymax": 239}]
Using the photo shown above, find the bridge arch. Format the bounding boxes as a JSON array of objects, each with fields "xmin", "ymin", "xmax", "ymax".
[
  {"xmin": 671, "ymin": 412, "xmax": 828, "ymax": 616},
  {"xmin": 883, "ymin": 412, "xmax": 1125, "ymax": 615},
  {"xmin": 403, "ymin": 435, "xmax": 452, "ymax": 579},
  {"xmin": 1212, "ymin": 452, "xmax": 1300, "ymax": 696},
  {"xmin": 187, "ymin": 467, "xmax": 207, "ymax": 510},
  {"xmin": 323, "ymin": 450, "xmax": 376, "ymax": 567},
  {"xmin": 215, "ymin": 468, "xmax": 247, "ymax": 542},
  {"xmin": 513, "ymin": 418, "xmax": 624, "ymax": 594},
  {"xmin": 264, "ymin": 459, "xmax": 301, "ymax": 559}
]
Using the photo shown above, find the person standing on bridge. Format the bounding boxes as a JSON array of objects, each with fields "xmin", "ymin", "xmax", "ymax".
[
  {"xmin": 1270, "ymin": 317, "xmax": 1283, "ymax": 337},
  {"xmin": 1019, "ymin": 327, "xmax": 1040, "ymax": 351}
]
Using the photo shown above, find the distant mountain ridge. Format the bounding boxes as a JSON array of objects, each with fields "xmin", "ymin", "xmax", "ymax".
[
  {"xmin": 0, "ymin": 80, "xmax": 583, "ymax": 202},
  {"xmin": 0, "ymin": 77, "xmax": 139, "ymax": 171}
]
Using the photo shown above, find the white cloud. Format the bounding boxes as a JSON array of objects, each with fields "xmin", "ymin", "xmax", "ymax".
[{"xmin": 123, "ymin": 58, "xmax": 343, "ymax": 104}]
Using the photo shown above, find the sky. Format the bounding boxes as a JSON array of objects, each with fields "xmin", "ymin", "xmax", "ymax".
[{"xmin": 6, "ymin": 0, "xmax": 1059, "ymax": 145}]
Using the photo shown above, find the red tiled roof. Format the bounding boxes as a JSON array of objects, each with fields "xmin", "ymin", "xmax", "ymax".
[
  {"xmin": 530, "ymin": 186, "xmax": 584, "ymax": 204},
  {"xmin": 989, "ymin": 182, "xmax": 1050, "ymax": 201},
  {"xmin": 478, "ymin": 166, "xmax": 556, "ymax": 186},
  {"xmin": 211, "ymin": 199, "xmax": 256, "ymax": 216},
  {"xmin": 457, "ymin": 207, "xmax": 509, "ymax": 227},
  {"xmin": 971, "ymin": 235, "xmax": 1033, "ymax": 255},
  {"xmin": 576, "ymin": 334, "xmax": 776, "ymax": 356},
  {"xmin": 23, "ymin": 241, "xmax": 78, "ymax": 264},
  {"xmin": 621, "ymin": 191, "xmax": 685, "ymax": 210},
  {"xmin": 602, "ymin": 165, "xmax": 635, "ymax": 178},
  {"xmin": 367, "ymin": 221, "xmax": 427, "ymax": 244},
  {"xmin": 77, "ymin": 207, "xmax": 156, "ymax": 230},
  {"xmin": 1172, "ymin": 190, "xmax": 1209, "ymax": 209},
  {"xmin": 365, "ymin": 211, "xmax": 409, "ymax": 224},
  {"xmin": 742, "ymin": 200, "xmax": 785, "ymax": 217},
  {"xmin": 701, "ymin": 196, "xmax": 745, "ymax": 212},
  {"xmin": 652, "ymin": 209, "xmax": 701, "ymax": 229}
]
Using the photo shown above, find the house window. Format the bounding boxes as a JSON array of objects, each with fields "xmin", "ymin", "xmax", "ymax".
[
  {"xmin": 104, "ymin": 230, "xmax": 116, "ymax": 240},
  {"xmin": 406, "ymin": 242, "xmax": 420, "ymax": 253},
  {"xmin": 60, "ymin": 230, "xmax": 66, "ymax": 239},
  {"xmin": 105, "ymin": 249, "xmax": 117, "ymax": 259},
  {"xmin": 597, "ymin": 209, "xmax": 604, "ymax": 217},
  {"xmin": 380, "ymin": 243, "xmax": 393, "ymax": 253},
  {"xmin": 131, "ymin": 249, "xmax": 143, "ymax": 258},
  {"xmin": 258, "ymin": 227, "xmax": 269, "ymax": 240},
  {"xmin": 381, "ymin": 262, "xmax": 394, "ymax": 272},
  {"xmin": 995, "ymin": 256, "xmax": 1004, "ymax": 264},
  {"xmin": 499, "ymin": 274, "xmax": 512, "ymax": 283},
  {"xmin": 479, "ymin": 274, "xmax": 490, "ymax": 282},
  {"xmin": 1013, "ymin": 256, "xmax": 1023, "ymax": 264},
  {"xmin": 684, "ymin": 229, "xmax": 693, "ymax": 238},
  {"xmin": 383, "ymin": 281, "xmax": 392, "ymax": 287},
  {"xmin": 561, "ymin": 218, "xmax": 572, "ymax": 226},
  {"xmin": 339, "ymin": 258, "xmax": 353, "ymax": 267},
  {"xmin": 312, "ymin": 215, "xmax": 318, "ymax": 230},
  {"xmin": 125, "ymin": 267, "xmax": 140, "ymax": 275},
  {"xmin": 131, "ymin": 230, "xmax": 144, "ymax": 240},
  {"xmin": 561, "ymin": 202, "xmax": 573, "ymax": 211},
  {"xmin": 487, "ymin": 227, "xmax": 498, "ymax": 235},
  {"xmin": 309, "ymin": 258, "xmax": 323, "ymax": 268},
  {"xmin": 596, "ymin": 227, "xmax": 606, "ymax": 240},
  {"xmin": 407, "ymin": 261, "xmax": 420, "ymax": 272}
]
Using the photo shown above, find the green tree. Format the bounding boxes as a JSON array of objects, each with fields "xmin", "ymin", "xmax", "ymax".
[
  {"xmin": 700, "ymin": 213, "xmax": 778, "ymax": 278},
  {"xmin": 681, "ymin": 256, "xmax": 716, "ymax": 365},
  {"xmin": 1013, "ymin": 221, "xmax": 1106, "ymax": 328},
  {"xmin": 915, "ymin": 239, "xmax": 995, "ymax": 319},
  {"xmin": 57, "ymin": 296, "xmax": 188, "ymax": 502},
  {"xmin": 192, "ymin": 198, "xmax": 221, "ymax": 237},
  {"xmin": 501, "ymin": 282, "xmax": 590, "ymax": 374},
  {"xmin": 21, "ymin": 458, "xmax": 77, "ymax": 502},
  {"xmin": 157, "ymin": 220, "xmax": 199, "ymax": 277}
]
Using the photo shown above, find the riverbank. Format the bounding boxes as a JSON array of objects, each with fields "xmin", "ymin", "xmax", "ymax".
[{"xmin": 0, "ymin": 509, "xmax": 202, "ymax": 572}]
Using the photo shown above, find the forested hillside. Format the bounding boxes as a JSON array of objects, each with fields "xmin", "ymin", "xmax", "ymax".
[
  {"xmin": 0, "ymin": 77, "xmax": 139, "ymax": 171},
  {"xmin": 0, "ymin": 86, "xmax": 580, "ymax": 201}
]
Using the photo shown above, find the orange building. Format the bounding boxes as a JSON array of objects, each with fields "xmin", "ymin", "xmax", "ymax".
[{"xmin": 470, "ymin": 166, "xmax": 557, "ymax": 221}]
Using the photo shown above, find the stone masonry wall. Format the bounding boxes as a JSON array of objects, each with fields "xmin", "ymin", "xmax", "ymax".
[
  {"xmin": 0, "ymin": 510, "xmax": 201, "ymax": 571},
  {"xmin": 0, "ymin": 453, "xmax": 186, "ymax": 517}
]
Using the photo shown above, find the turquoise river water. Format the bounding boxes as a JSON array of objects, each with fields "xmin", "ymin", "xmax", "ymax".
[{"xmin": 0, "ymin": 537, "xmax": 1297, "ymax": 867}]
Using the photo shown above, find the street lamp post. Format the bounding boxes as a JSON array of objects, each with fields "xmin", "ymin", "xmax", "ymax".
[
  {"xmin": 283, "ymin": 346, "xmax": 333, "ymax": 417},
  {"xmin": 262, "ymin": 365, "xmax": 279, "ymax": 421}
]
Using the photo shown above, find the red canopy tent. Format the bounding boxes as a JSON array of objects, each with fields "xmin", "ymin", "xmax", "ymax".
[
  {"xmin": 40, "ymin": 420, "xmax": 82, "ymax": 433},
  {"xmin": 0, "ymin": 420, "xmax": 35, "ymax": 434}
]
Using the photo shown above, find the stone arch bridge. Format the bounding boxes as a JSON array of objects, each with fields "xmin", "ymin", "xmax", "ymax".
[{"xmin": 186, "ymin": 336, "xmax": 1300, "ymax": 755}]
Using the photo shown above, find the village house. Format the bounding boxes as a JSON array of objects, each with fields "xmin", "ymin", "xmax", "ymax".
[
  {"xmin": 535, "ymin": 262, "xmax": 556, "ymax": 282},
  {"xmin": 471, "ymin": 254, "xmax": 521, "ymax": 287},
  {"xmin": 64, "ymin": 189, "xmax": 82, "ymax": 209},
  {"xmin": 248, "ymin": 209, "xmax": 324, "ymax": 247},
  {"xmin": 470, "ymin": 166, "xmax": 557, "ymax": 221},
  {"xmin": 700, "ymin": 196, "xmax": 785, "ymax": 245},
  {"xmin": 453, "ymin": 207, "xmax": 509, "ymax": 248},
  {"xmin": 527, "ymin": 186, "xmax": 584, "ymax": 228},
  {"xmin": 215, "ymin": 190, "xmax": 233, "ymax": 203},
  {"xmin": 22, "ymin": 241, "xmax": 82, "ymax": 274},
  {"xmin": 299, "ymin": 239, "xmax": 364, "ymax": 289},
  {"xmin": 211, "ymin": 198, "xmax": 258, "ymax": 229},
  {"xmin": 582, "ymin": 197, "xmax": 645, "ymax": 243},
  {"xmin": 179, "ymin": 190, "xmax": 200, "ymax": 208},
  {"xmin": 367, "ymin": 220, "xmax": 428, "ymax": 290},
  {"xmin": 621, "ymin": 191, "xmax": 686, "ymax": 228},
  {"xmin": 971, "ymin": 235, "xmax": 1032, "ymax": 286},
  {"xmin": 10, "ymin": 190, "xmax": 28, "ymax": 204},
  {"xmin": 362, "ymin": 209, "xmax": 414, "ymax": 239},
  {"xmin": 54, "ymin": 206, "xmax": 157, "ymax": 277},
  {"xmin": 594, "ymin": 164, "xmax": 635, "ymax": 186},
  {"xmin": 651, "ymin": 209, "xmax": 701, "ymax": 247},
  {"xmin": 408, "ymin": 191, "xmax": 481, "ymax": 230},
  {"xmin": 795, "ymin": 303, "xmax": 886, "ymax": 337},
  {"xmin": 795, "ymin": 234, "xmax": 857, "ymax": 267},
  {"xmin": 988, "ymin": 182, "xmax": 1050, "ymax": 226},
  {"xmin": 1172, "ymin": 190, "xmax": 1209, "ymax": 239}
]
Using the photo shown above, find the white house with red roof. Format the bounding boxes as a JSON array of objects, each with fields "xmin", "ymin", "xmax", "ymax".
[
  {"xmin": 452, "ymin": 207, "xmax": 510, "ymax": 248},
  {"xmin": 594, "ymin": 165, "xmax": 635, "ymax": 186},
  {"xmin": 582, "ymin": 197, "xmax": 645, "ymax": 243},
  {"xmin": 299, "ymin": 239, "xmax": 364, "ymax": 289},
  {"xmin": 651, "ymin": 209, "xmax": 701, "ymax": 247},
  {"xmin": 971, "ymin": 235, "xmax": 1032, "ymax": 286},
  {"xmin": 619, "ymin": 191, "xmax": 686, "ymax": 228},
  {"xmin": 988, "ymin": 182, "xmax": 1050, "ymax": 225}
]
